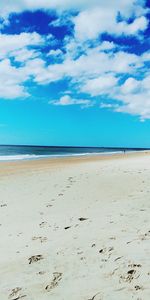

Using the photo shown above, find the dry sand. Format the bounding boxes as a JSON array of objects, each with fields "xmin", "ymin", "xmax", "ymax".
[{"xmin": 0, "ymin": 152, "xmax": 150, "ymax": 300}]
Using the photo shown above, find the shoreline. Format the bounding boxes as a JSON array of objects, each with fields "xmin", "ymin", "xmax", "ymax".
[{"xmin": 0, "ymin": 150, "xmax": 150, "ymax": 177}]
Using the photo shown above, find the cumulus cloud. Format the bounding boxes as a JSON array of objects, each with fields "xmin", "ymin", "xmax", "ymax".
[
  {"xmin": 0, "ymin": 0, "xmax": 148, "ymax": 42},
  {"xmin": 73, "ymin": 2, "xmax": 148, "ymax": 41},
  {"xmin": 81, "ymin": 75, "xmax": 118, "ymax": 96},
  {"xmin": 0, "ymin": 59, "xmax": 29, "ymax": 99},
  {"xmin": 0, "ymin": 32, "xmax": 44, "ymax": 99},
  {"xmin": 93, "ymin": 74, "xmax": 150, "ymax": 120},
  {"xmin": 0, "ymin": 32, "xmax": 43, "ymax": 59},
  {"xmin": 12, "ymin": 48, "xmax": 39, "ymax": 63},
  {"xmin": 98, "ymin": 41, "xmax": 116, "ymax": 51},
  {"xmin": 113, "ymin": 76, "xmax": 150, "ymax": 120},
  {"xmin": 0, "ymin": 27, "xmax": 149, "ymax": 117},
  {"xmin": 28, "ymin": 47, "xmax": 141, "ymax": 86},
  {"xmin": 120, "ymin": 78, "xmax": 140, "ymax": 94},
  {"xmin": 47, "ymin": 49, "xmax": 63, "ymax": 59},
  {"xmin": 50, "ymin": 94, "xmax": 92, "ymax": 107}
]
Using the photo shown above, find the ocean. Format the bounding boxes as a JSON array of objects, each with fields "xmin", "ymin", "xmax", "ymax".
[{"xmin": 0, "ymin": 145, "xmax": 147, "ymax": 161}]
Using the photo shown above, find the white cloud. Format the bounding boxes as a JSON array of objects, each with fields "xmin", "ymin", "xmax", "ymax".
[
  {"xmin": 50, "ymin": 94, "xmax": 92, "ymax": 107},
  {"xmin": 0, "ymin": 27, "xmax": 148, "ymax": 119},
  {"xmin": 120, "ymin": 77, "xmax": 140, "ymax": 94},
  {"xmin": 0, "ymin": 32, "xmax": 44, "ymax": 99},
  {"xmin": 98, "ymin": 41, "xmax": 116, "ymax": 51},
  {"xmin": 0, "ymin": 0, "xmax": 139, "ymax": 16},
  {"xmin": 0, "ymin": 84, "xmax": 27, "ymax": 99},
  {"xmin": 47, "ymin": 49, "xmax": 63, "ymax": 57},
  {"xmin": 105, "ymin": 75, "xmax": 150, "ymax": 120},
  {"xmin": 0, "ymin": 32, "xmax": 43, "ymax": 59},
  {"xmin": 141, "ymin": 50, "xmax": 150, "ymax": 62},
  {"xmin": 0, "ymin": 0, "xmax": 148, "ymax": 43},
  {"xmin": 30, "ymin": 47, "xmax": 141, "ymax": 86},
  {"xmin": 0, "ymin": 59, "xmax": 29, "ymax": 99},
  {"xmin": 81, "ymin": 75, "xmax": 118, "ymax": 96},
  {"xmin": 125, "ymin": 16, "xmax": 148, "ymax": 34},
  {"xmin": 73, "ymin": 3, "xmax": 148, "ymax": 41},
  {"xmin": 12, "ymin": 48, "xmax": 39, "ymax": 63},
  {"xmin": 100, "ymin": 102, "xmax": 117, "ymax": 109},
  {"xmin": 115, "ymin": 92, "xmax": 150, "ymax": 121},
  {"xmin": 0, "ymin": 0, "xmax": 105, "ymax": 16}
]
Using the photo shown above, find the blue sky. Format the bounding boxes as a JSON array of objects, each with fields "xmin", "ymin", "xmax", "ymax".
[{"xmin": 0, "ymin": 0, "xmax": 150, "ymax": 147}]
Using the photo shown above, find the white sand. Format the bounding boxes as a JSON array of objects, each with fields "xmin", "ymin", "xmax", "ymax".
[{"xmin": 0, "ymin": 153, "xmax": 150, "ymax": 300}]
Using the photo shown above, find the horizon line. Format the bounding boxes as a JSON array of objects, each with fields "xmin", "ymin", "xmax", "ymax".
[{"xmin": 0, "ymin": 144, "xmax": 150, "ymax": 150}]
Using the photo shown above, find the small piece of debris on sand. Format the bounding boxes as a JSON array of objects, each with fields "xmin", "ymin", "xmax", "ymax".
[
  {"xmin": 88, "ymin": 292, "xmax": 101, "ymax": 300},
  {"xmin": 64, "ymin": 226, "xmax": 71, "ymax": 230},
  {"xmin": 78, "ymin": 217, "xmax": 88, "ymax": 221}
]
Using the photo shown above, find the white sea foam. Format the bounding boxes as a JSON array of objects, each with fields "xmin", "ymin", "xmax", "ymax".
[
  {"xmin": 0, "ymin": 151, "xmax": 126, "ymax": 161},
  {"xmin": 0, "ymin": 154, "xmax": 39, "ymax": 161}
]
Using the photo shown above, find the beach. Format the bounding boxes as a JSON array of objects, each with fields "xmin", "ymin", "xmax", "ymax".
[{"xmin": 0, "ymin": 152, "xmax": 150, "ymax": 300}]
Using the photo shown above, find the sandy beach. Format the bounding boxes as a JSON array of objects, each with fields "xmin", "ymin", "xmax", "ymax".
[{"xmin": 0, "ymin": 152, "xmax": 150, "ymax": 300}]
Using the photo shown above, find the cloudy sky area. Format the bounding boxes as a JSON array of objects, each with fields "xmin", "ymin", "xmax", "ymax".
[{"xmin": 0, "ymin": 0, "xmax": 150, "ymax": 146}]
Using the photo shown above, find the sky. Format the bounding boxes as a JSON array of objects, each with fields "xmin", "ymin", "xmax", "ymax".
[{"xmin": 0, "ymin": 0, "xmax": 150, "ymax": 147}]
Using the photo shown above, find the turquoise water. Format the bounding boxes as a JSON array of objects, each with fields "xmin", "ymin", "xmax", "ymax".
[{"xmin": 0, "ymin": 145, "xmax": 147, "ymax": 161}]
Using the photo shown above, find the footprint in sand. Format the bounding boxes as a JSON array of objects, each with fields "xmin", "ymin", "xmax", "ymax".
[
  {"xmin": 109, "ymin": 236, "xmax": 116, "ymax": 240},
  {"xmin": 134, "ymin": 285, "xmax": 143, "ymax": 291},
  {"xmin": 128, "ymin": 263, "xmax": 141, "ymax": 268},
  {"xmin": 120, "ymin": 269, "xmax": 139, "ymax": 283},
  {"xmin": 0, "ymin": 203, "xmax": 7, "ymax": 207},
  {"xmin": 39, "ymin": 221, "xmax": 47, "ymax": 228},
  {"xmin": 68, "ymin": 176, "xmax": 74, "ymax": 182},
  {"xmin": 9, "ymin": 287, "xmax": 26, "ymax": 300},
  {"xmin": 99, "ymin": 247, "xmax": 114, "ymax": 254},
  {"xmin": 99, "ymin": 247, "xmax": 114, "ymax": 261},
  {"xmin": 46, "ymin": 204, "xmax": 53, "ymax": 207},
  {"xmin": 32, "ymin": 236, "xmax": 47, "ymax": 243},
  {"xmin": 137, "ymin": 231, "xmax": 150, "ymax": 241},
  {"xmin": 28, "ymin": 254, "xmax": 43, "ymax": 264},
  {"xmin": 45, "ymin": 272, "xmax": 62, "ymax": 292}
]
